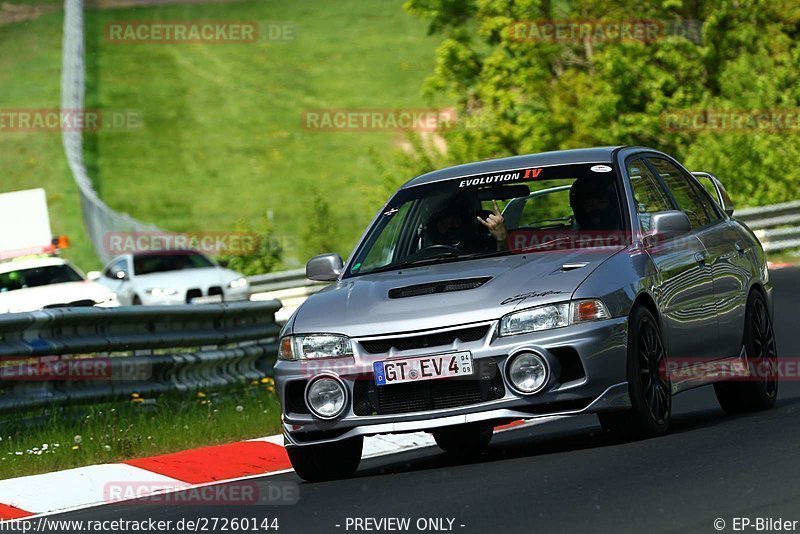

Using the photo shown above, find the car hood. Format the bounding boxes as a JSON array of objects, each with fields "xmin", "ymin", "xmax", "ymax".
[
  {"xmin": 131, "ymin": 267, "xmax": 241, "ymax": 289},
  {"xmin": 292, "ymin": 248, "xmax": 623, "ymax": 337},
  {"xmin": 0, "ymin": 281, "xmax": 115, "ymax": 313}
]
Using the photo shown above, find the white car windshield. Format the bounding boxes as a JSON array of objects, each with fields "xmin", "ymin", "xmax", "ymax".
[{"xmin": 0, "ymin": 264, "xmax": 84, "ymax": 292}]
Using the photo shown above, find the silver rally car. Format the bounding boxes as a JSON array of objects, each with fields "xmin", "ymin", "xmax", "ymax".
[{"xmin": 276, "ymin": 146, "xmax": 777, "ymax": 481}]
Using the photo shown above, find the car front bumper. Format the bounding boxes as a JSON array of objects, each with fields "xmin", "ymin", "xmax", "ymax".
[{"xmin": 275, "ymin": 316, "xmax": 630, "ymax": 447}]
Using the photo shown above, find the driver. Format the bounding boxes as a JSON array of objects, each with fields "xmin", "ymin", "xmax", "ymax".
[
  {"xmin": 427, "ymin": 205, "xmax": 470, "ymax": 248},
  {"xmin": 569, "ymin": 175, "xmax": 622, "ymax": 231},
  {"xmin": 425, "ymin": 200, "xmax": 508, "ymax": 251}
]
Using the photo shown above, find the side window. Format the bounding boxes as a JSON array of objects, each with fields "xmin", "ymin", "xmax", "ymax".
[
  {"xmin": 647, "ymin": 158, "xmax": 714, "ymax": 228},
  {"xmin": 104, "ymin": 258, "xmax": 128, "ymax": 279},
  {"xmin": 687, "ymin": 176, "xmax": 723, "ymax": 221},
  {"xmin": 626, "ymin": 158, "xmax": 672, "ymax": 232}
]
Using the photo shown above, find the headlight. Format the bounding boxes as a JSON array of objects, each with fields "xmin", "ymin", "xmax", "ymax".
[
  {"xmin": 278, "ymin": 334, "xmax": 353, "ymax": 360},
  {"xmin": 145, "ymin": 287, "xmax": 178, "ymax": 297},
  {"xmin": 228, "ymin": 277, "xmax": 248, "ymax": 289},
  {"xmin": 507, "ymin": 352, "xmax": 548, "ymax": 394},
  {"xmin": 499, "ymin": 299, "xmax": 610, "ymax": 336},
  {"xmin": 305, "ymin": 377, "xmax": 347, "ymax": 419}
]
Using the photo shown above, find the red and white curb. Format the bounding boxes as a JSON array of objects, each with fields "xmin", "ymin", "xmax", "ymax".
[{"xmin": 0, "ymin": 419, "xmax": 555, "ymax": 521}]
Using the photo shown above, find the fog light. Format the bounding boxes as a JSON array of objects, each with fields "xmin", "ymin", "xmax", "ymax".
[
  {"xmin": 507, "ymin": 352, "xmax": 548, "ymax": 394},
  {"xmin": 305, "ymin": 377, "xmax": 347, "ymax": 419}
]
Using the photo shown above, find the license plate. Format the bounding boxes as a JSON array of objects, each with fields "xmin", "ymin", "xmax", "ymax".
[
  {"xmin": 191, "ymin": 295, "xmax": 223, "ymax": 304},
  {"xmin": 373, "ymin": 351, "xmax": 473, "ymax": 386}
]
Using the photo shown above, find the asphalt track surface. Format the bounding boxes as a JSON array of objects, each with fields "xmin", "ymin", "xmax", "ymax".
[{"xmin": 35, "ymin": 267, "xmax": 800, "ymax": 534}]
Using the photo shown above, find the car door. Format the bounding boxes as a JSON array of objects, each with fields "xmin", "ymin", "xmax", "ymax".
[
  {"xmin": 648, "ymin": 158, "xmax": 750, "ymax": 359},
  {"xmin": 627, "ymin": 157, "xmax": 719, "ymax": 361}
]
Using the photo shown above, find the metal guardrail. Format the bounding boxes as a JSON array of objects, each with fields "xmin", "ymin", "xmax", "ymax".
[
  {"xmin": 248, "ymin": 268, "xmax": 326, "ymax": 293},
  {"xmin": 736, "ymin": 200, "xmax": 800, "ymax": 252},
  {"xmin": 0, "ymin": 301, "xmax": 282, "ymax": 413}
]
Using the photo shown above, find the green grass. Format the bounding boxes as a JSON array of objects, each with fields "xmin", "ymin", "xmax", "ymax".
[
  {"xmin": 0, "ymin": 10, "xmax": 98, "ymax": 269},
  {"xmin": 0, "ymin": 381, "xmax": 281, "ymax": 480},
  {"xmin": 1, "ymin": 0, "xmax": 444, "ymax": 270}
]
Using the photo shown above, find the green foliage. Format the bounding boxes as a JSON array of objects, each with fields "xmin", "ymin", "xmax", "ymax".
[
  {"xmin": 300, "ymin": 190, "xmax": 340, "ymax": 260},
  {"xmin": 217, "ymin": 216, "xmax": 283, "ymax": 276},
  {"xmin": 402, "ymin": 0, "xmax": 800, "ymax": 206}
]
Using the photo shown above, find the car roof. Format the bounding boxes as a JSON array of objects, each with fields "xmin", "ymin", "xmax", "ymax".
[
  {"xmin": 0, "ymin": 256, "xmax": 68, "ymax": 274},
  {"xmin": 401, "ymin": 146, "xmax": 625, "ymax": 189}
]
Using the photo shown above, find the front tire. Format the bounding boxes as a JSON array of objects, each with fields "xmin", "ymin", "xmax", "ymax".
[
  {"xmin": 287, "ymin": 436, "xmax": 363, "ymax": 482},
  {"xmin": 432, "ymin": 423, "xmax": 493, "ymax": 457},
  {"xmin": 599, "ymin": 305, "xmax": 671, "ymax": 438},
  {"xmin": 714, "ymin": 290, "xmax": 778, "ymax": 414}
]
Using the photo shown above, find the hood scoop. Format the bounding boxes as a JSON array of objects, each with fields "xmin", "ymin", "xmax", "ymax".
[
  {"xmin": 559, "ymin": 262, "xmax": 589, "ymax": 272},
  {"xmin": 388, "ymin": 277, "xmax": 492, "ymax": 299}
]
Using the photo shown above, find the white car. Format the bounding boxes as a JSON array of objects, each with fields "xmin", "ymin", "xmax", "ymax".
[
  {"xmin": 0, "ymin": 257, "xmax": 119, "ymax": 313},
  {"xmin": 95, "ymin": 251, "xmax": 250, "ymax": 306}
]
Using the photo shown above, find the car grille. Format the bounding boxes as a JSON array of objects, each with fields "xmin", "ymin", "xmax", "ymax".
[
  {"xmin": 388, "ymin": 277, "xmax": 491, "ymax": 299},
  {"xmin": 208, "ymin": 286, "xmax": 223, "ymax": 297},
  {"xmin": 358, "ymin": 325, "xmax": 490, "ymax": 355},
  {"xmin": 352, "ymin": 360, "xmax": 504, "ymax": 416},
  {"xmin": 185, "ymin": 288, "xmax": 202, "ymax": 303}
]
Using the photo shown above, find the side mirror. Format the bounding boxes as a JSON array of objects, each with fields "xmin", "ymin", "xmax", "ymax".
[
  {"xmin": 645, "ymin": 210, "xmax": 692, "ymax": 246},
  {"xmin": 306, "ymin": 253, "xmax": 343, "ymax": 282},
  {"xmin": 87, "ymin": 271, "xmax": 101, "ymax": 281}
]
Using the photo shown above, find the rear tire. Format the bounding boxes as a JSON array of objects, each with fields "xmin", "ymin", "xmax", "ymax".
[
  {"xmin": 598, "ymin": 305, "xmax": 671, "ymax": 438},
  {"xmin": 287, "ymin": 436, "xmax": 363, "ymax": 482},
  {"xmin": 714, "ymin": 290, "xmax": 778, "ymax": 414},
  {"xmin": 432, "ymin": 423, "xmax": 493, "ymax": 457}
]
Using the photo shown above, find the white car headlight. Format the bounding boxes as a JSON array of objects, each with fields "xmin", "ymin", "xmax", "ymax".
[
  {"xmin": 228, "ymin": 277, "xmax": 248, "ymax": 289},
  {"xmin": 279, "ymin": 334, "xmax": 353, "ymax": 360},
  {"xmin": 499, "ymin": 299, "xmax": 610, "ymax": 336},
  {"xmin": 145, "ymin": 287, "xmax": 179, "ymax": 297}
]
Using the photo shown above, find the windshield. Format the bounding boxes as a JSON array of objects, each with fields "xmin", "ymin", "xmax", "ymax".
[
  {"xmin": 0, "ymin": 264, "xmax": 84, "ymax": 292},
  {"xmin": 347, "ymin": 163, "xmax": 625, "ymax": 277},
  {"xmin": 133, "ymin": 252, "xmax": 215, "ymax": 275}
]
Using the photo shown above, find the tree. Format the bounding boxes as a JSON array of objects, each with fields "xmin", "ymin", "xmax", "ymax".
[{"xmin": 403, "ymin": 0, "xmax": 800, "ymax": 206}]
